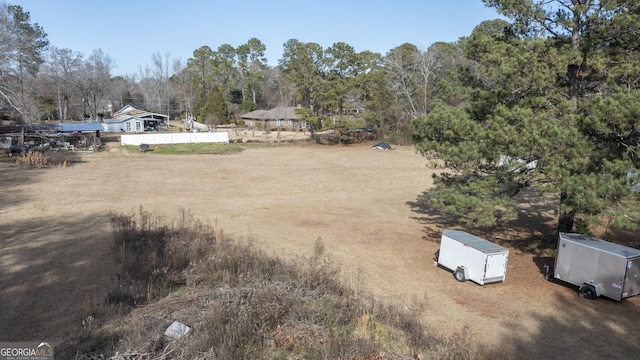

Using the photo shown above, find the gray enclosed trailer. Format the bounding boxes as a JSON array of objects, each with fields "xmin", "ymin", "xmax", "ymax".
[
  {"xmin": 436, "ymin": 229, "xmax": 509, "ymax": 285},
  {"xmin": 551, "ymin": 232, "xmax": 640, "ymax": 300}
]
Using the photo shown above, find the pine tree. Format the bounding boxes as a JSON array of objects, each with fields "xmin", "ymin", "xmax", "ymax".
[
  {"xmin": 0, "ymin": 3, "xmax": 49, "ymax": 121},
  {"xmin": 199, "ymin": 84, "xmax": 230, "ymax": 126},
  {"xmin": 412, "ymin": 2, "xmax": 640, "ymax": 233}
]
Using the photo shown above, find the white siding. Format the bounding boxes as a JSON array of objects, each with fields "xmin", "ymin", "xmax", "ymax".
[
  {"xmin": 120, "ymin": 132, "xmax": 229, "ymax": 145},
  {"xmin": 102, "ymin": 119, "xmax": 144, "ymax": 133}
]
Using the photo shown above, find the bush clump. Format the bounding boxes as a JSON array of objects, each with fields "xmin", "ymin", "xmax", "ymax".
[{"xmin": 14, "ymin": 150, "xmax": 78, "ymax": 168}]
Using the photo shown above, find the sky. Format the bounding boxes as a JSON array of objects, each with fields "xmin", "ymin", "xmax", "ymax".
[{"xmin": 14, "ymin": 0, "xmax": 505, "ymax": 77}]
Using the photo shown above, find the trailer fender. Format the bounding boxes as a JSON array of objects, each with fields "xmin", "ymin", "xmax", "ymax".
[
  {"xmin": 580, "ymin": 283, "xmax": 600, "ymax": 300},
  {"xmin": 454, "ymin": 266, "xmax": 469, "ymax": 282}
]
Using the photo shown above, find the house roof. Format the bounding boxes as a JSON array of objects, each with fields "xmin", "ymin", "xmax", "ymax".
[
  {"xmin": 113, "ymin": 104, "xmax": 169, "ymax": 120},
  {"xmin": 241, "ymin": 109, "xmax": 269, "ymax": 120},
  {"xmin": 60, "ymin": 123, "xmax": 104, "ymax": 132},
  {"xmin": 241, "ymin": 107, "xmax": 300, "ymax": 120},
  {"xmin": 113, "ymin": 104, "xmax": 144, "ymax": 118},
  {"xmin": 136, "ymin": 113, "xmax": 169, "ymax": 121},
  {"xmin": 0, "ymin": 122, "xmax": 103, "ymax": 135}
]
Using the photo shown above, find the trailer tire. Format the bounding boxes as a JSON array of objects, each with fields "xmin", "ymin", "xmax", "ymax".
[
  {"xmin": 581, "ymin": 285, "xmax": 597, "ymax": 300},
  {"xmin": 454, "ymin": 268, "xmax": 466, "ymax": 282}
]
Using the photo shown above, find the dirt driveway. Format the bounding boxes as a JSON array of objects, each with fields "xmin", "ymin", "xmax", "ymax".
[{"xmin": 1, "ymin": 140, "xmax": 639, "ymax": 359}]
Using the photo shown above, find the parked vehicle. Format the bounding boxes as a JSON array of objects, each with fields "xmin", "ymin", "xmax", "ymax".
[
  {"xmin": 5, "ymin": 144, "xmax": 32, "ymax": 157},
  {"xmin": 546, "ymin": 232, "xmax": 640, "ymax": 300},
  {"xmin": 435, "ymin": 229, "xmax": 509, "ymax": 285}
]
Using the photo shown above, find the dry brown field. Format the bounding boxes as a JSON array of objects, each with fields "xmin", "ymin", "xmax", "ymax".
[{"xmin": 1, "ymin": 132, "xmax": 639, "ymax": 359}]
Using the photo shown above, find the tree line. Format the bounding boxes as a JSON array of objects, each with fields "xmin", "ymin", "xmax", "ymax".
[
  {"xmin": 0, "ymin": 1, "xmax": 454, "ymax": 143},
  {"xmin": 1, "ymin": 0, "xmax": 639, "ymax": 234}
]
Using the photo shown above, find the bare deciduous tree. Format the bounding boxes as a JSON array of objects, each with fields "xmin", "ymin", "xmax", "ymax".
[
  {"xmin": 73, "ymin": 49, "xmax": 114, "ymax": 120},
  {"xmin": 42, "ymin": 46, "xmax": 83, "ymax": 120}
]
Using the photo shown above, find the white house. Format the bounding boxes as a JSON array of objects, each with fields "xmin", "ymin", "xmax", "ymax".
[
  {"xmin": 102, "ymin": 104, "xmax": 169, "ymax": 133},
  {"xmin": 102, "ymin": 115, "xmax": 145, "ymax": 133}
]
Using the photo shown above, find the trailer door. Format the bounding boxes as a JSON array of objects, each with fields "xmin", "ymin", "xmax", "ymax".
[
  {"xmin": 622, "ymin": 257, "xmax": 640, "ymax": 299},
  {"xmin": 484, "ymin": 252, "xmax": 508, "ymax": 281}
]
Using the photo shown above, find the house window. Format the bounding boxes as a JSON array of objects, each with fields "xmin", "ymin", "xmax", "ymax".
[
  {"xmin": 136, "ymin": 121, "xmax": 142, "ymax": 132},
  {"xmin": 125, "ymin": 122, "xmax": 131, "ymax": 132}
]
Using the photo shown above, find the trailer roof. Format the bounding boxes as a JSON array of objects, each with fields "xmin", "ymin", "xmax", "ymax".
[
  {"xmin": 443, "ymin": 229, "xmax": 508, "ymax": 253},
  {"xmin": 559, "ymin": 233, "xmax": 640, "ymax": 258}
]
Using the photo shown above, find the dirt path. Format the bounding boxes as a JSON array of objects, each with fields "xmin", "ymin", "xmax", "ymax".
[{"xmin": 1, "ymin": 143, "xmax": 639, "ymax": 359}]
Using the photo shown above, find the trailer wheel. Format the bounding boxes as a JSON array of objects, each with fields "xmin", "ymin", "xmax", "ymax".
[
  {"xmin": 581, "ymin": 285, "xmax": 597, "ymax": 300},
  {"xmin": 454, "ymin": 268, "xmax": 466, "ymax": 282}
]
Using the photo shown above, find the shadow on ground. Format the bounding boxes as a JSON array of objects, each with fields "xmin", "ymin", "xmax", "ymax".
[
  {"xmin": 0, "ymin": 158, "xmax": 40, "ymax": 211},
  {"xmin": 498, "ymin": 290, "xmax": 640, "ymax": 359},
  {"xmin": 407, "ymin": 187, "xmax": 558, "ymax": 254},
  {"xmin": 0, "ymin": 213, "xmax": 115, "ymax": 342}
]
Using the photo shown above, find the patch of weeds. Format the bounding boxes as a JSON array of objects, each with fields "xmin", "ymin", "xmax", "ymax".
[
  {"xmin": 68, "ymin": 208, "xmax": 490, "ymax": 360},
  {"xmin": 125, "ymin": 143, "xmax": 245, "ymax": 155},
  {"xmin": 14, "ymin": 150, "xmax": 78, "ymax": 168}
]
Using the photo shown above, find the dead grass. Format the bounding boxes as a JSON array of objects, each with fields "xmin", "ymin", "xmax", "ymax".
[
  {"xmin": 1, "ymin": 143, "xmax": 639, "ymax": 360},
  {"xmin": 63, "ymin": 208, "xmax": 490, "ymax": 359},
  {"xmin": 13, "ymin": 149, "xmax": 78, "ymax": 168}
]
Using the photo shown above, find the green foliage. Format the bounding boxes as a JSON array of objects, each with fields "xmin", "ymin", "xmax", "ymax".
[
  {"xmin": 188, "ymin": 45, "xmax": 215, "ymax": 107},
  {"xmin": 413, "ymin": 1, "xmax": 640, "ymax": 232},
  {"xmin": 412, "ymin": 103, "xmax": 524, "ymax": 228},
  {"xmin": 335, "ymin": 116, "xmax": 353, "ymax": 144},
  {"xmin": 364, "ymin": 70, "xmax": 398, "ymax": 137},
  {"xmin": 125, "ymin": 143, "xmax": 244, "ymax": 155},
  {"xmin": 36, "ymin": 94, "xmax": 57, "ymax": 120},
  {"xmin": 280, "ymin": 39, "xmax": 381, "ymax": 120},
  {"xmin": 579, "ymin": 89, "xmax": 640, "ymax": 165},
  {"xmin": 6, "ymin": 4, "xmax": 49, "ymax": 76},
  {"xmin": 238, "ymin": 98, "xmax": 257, "ymax": 113},
  {"xmin": 237, "ymin": 37, "xmax": 267, "ymax": 103},
  {"xmin": 199, "ymin": 84, "xmax": 230, "ymax": 125},
  {"xmin": 320, "ymin": 42, "xmax": 359, "ymax": 114},
  {"xmin": 0, "ymin": 3, "xmax": 49, "ymax": 121},
  {"xmin": 294, "ymin": 107, "xmax": 319, "ymax": 132},
  {"xmin": 280, "ymin": 39, "xmax": 324, "ymax": 108}
]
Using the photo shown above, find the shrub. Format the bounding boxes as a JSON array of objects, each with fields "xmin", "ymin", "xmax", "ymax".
[
  {"xmin": 108, "ymin": 207, "xmax": 216, "ymax": 303},
  {"xmin": 14, "ymin": 150, "xmax": 78, "ymax": 168},
  {"xmin": 65, "ymin": 208, "xmax": 489, "ymax": 360}
]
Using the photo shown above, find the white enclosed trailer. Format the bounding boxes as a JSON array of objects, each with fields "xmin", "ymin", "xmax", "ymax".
[
  {"xmin": 436, "ymin": 229, "xmax": 509, "ymax": 285},
  {"xmin": 551, "ymin": 232, "xmax": 640, "ymax": 300}
]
